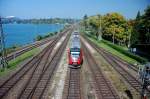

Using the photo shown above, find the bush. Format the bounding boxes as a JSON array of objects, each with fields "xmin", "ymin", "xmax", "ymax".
[
  {"xmin": 85, "ymin": 31, "xmax": 97, "ymax": 40},
  {"xmin": 35, "ymin": 32, "xmax": 57, "ymax": 41},
  {"xmin": 44, "ymin": 34, "xmax": 49, "ymax": 38},
  {"xmin": 36, "ymin": 35, "xmax": 43, "ymax": 41},
  {"xmin": 60, "ymin": 29, "xmax": 63, "ymax": 32},
  {"xmin": 48, "ymin": 33, "xmax": 54, "ymax": 36},
  {"xmin": 102, "ymin": 40, "xmax": 148, "ymax": 64},
  {"xmin": 54, "ymin": 32, "xmax": 58, "ymax": 35}
]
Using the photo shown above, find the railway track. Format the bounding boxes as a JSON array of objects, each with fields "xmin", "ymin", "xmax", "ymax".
[
  {"xmin": 6, "ymin": 37, "xmax": 53, "ymax": 61},
  {"xmin": 82, "ymin": 41, "xmax": 120, "ymax": 99},
  {"xmin": 6, "ymin": 28, "xmax": 70, "ymax": 61},
  {"xmin": 99, "ymin": 48, "xmax": 138, "ymax": 72},
  {"xmin": 63, "ymin": 68, "xmax": 82, "ymax": 99},
  {"xmin": 18, "ymin": 30, "xmax": 71, "ymax": 99},
  {"xmin": 0, "ymin": 36, "xmax": 58, "ymax": 98},
  {"xmin": 82, "ymin": 35, "xmax": 142, "ymax": 94},
  {"xmin": 0, "ymin": 28, "xmax": 72, "ymax": 99}
]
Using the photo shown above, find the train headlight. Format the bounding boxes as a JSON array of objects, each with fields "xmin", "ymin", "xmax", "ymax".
[{"xmin": 147, "ymin": 85, "xmax": 150, "ymax": 90}]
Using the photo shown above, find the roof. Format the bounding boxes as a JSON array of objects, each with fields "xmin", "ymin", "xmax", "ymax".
[{"xmin": 71, "ymin": 32, "xmax": 80, "ymax": 48}]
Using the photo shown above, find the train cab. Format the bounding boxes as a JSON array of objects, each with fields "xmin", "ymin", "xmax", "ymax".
[{"xmin": 68, "ymin": 48, "xmax": 83, "ymax": 66}]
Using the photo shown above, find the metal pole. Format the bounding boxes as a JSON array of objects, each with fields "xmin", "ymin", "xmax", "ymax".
[
  {"xmin": 0, "ymin": 16, "xmax": 8, "ymax": 68},
  {"xmin": 128, "ymin": 31, "xmax": 131, "ymax": 48},
  {"xmin": 13, "ymin": 51, "xmax": 16, "ymax": 60},
  {"xmin": 148, "ymin": 28, "xmax": 150, "ymax": 43},
  {"xmin": 113, "ymin": 30, "xmax": 115, "ymax": 44},
  {"xmin": 98, "ymin": 15, "xmax": 102, "ymax": 40}
]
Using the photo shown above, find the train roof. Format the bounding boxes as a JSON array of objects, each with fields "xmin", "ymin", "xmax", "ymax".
[
  {"xmin": 70, "ymin": 31, "xmax": 81, "ymax": 48},
  {"xmin": 71, "ymin": 36, "xmax": 80, "ymax": 48},
  {"xmin": 72, "ymin": 31, "xmax": 79, "ymax": 35}
]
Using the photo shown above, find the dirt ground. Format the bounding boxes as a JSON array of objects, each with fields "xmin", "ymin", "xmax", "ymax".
[
  {"xmin": 47, "ymin": 45, "xmax": 68, "ymax": 99},
  {"xmin": 81, "ymin": 37, "xmax": 140, "ymax": 99},
  {"xmin": 47, "ymin": 36, "xmax": 141, "ymax": 99}
]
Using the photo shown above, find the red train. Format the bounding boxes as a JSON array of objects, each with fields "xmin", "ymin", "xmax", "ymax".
[{"xmin": 68, "ymin": 31, "xmax": 83, "ymax": 67}]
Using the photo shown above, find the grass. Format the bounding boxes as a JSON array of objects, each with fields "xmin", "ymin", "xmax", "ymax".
[
  {"xmin": 0, "ymin": 48, "xmax": 39, "ymax": 76},
  {"xmin": 102, "ymin": 40, "xmax": 147, "ymax": 63},
  {"xmin": 103, "ymin": 39, "xmax": 128, "ymax": 51},
  {"xmin": 85, "ymin": 35, "xmax": 141, "ymax": 65}
]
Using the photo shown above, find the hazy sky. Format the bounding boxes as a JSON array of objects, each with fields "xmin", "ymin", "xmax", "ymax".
[{"xmin": 0, "ymin": 0, "xmax": 150, "ymax": 19}]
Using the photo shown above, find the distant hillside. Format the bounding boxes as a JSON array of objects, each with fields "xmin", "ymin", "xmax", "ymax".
[
  {"xmin": 2, "ymin": 16, "xmax": 21, "ymax": 24},
  {"xmin": 2, "ymin": 17, "xmax": 80, "ymax": 24}
]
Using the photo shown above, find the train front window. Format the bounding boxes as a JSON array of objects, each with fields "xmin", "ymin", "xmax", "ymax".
[{"xmin": 71, "ymin": 52, "xmax": 80, "ymax": 58}]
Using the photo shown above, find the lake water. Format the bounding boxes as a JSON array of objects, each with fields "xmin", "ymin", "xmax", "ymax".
[{"xmin": 2, "ymin": 24, "xmax": 64, "ymax": 48}]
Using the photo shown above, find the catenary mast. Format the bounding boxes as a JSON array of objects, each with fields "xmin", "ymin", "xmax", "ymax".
[{"xmin": 0, "ymin": 16, "xmax": 8, "ymax": 68}]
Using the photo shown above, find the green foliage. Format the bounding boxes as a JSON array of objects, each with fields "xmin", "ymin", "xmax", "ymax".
[
  {"xmin": 81, "ymin": 6, "xmax": 150, "ymax": 63},
  {"xmin": 0, "ymin": 44, "xmax": 21, "ymax": 57},
  {"xmin": 83, "ymin": 14, "xmax": 88, "ymax": 29},
  {"xmin": 35, "ymin": 32, "xmax": 57, "ymax": 41},
  {"xmin": 8, "ymin": 48, "xmax": 37, "ymax": 68},
  {"xmin": 82, "ymin": 6, "xmax": 150, "ymax": 46},
  {"xmin": 127, "ymin": 20, "xmax": 137, "ymax": 47},
  {"xmin": 54, "ymin": 31, "xmax": 58, "ymax": 35},
  {"xmin": 84, "ymin": 32, "xmax": 147, "ymax": 64},
  {"xmin": 136, "ymin": 11, "xmax": 141, "ymax": 20},
  {"xmin": 36, "ymin": 35, "xmax": 43, "ymax": 41},
  {"xmin": 0, "ymin": 48, "xmax": 38, "ymax": 76},
  {"xmin": 133, "ymin": 6, "xmax": 150, "ymax": 45},
  {"xmin": 102, "ymin": 40, "xmax": 147, "ymax": 63},
  {"xmin": 2, "ymin": 18, "xmax": 80, "ymax": 24},
  {"xmin": 82, "ymin": 13, "xmax": 131, "ymax": 46},
  {"xmin": 102, "ymin": 13, "xmax": 129, "ymax": 45},
  {"xmin": 87, "ymin": 15, "xmax": 102, "ymax": 38}
]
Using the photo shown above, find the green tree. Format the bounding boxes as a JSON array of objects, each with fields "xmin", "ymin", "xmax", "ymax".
[
  {"xmin": 102, "ymin": 13, "xmax": 128, "ymax": 45},
  {"xmin": 132, "ymin": 6, "xmax": 150, "ymax": 44},
  {"xmin": 136, "ymin": 11, "xmax": 141, "ymax": 20},
  {"xmin": 88, "ymin": 15, "xmax": 103, "ymax": 39},
  {"xmin": 83, "ymin": 14, "xmax": 88, "ymax": 30},
  {"xmin": 143, "ymin": 6, "xmax": 150, "ymax": 43},
  {"xmin": 127, "ymin": 20, "xmax": 135, "ymax": 47}
]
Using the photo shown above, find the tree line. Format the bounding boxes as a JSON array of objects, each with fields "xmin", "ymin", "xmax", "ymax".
[
  {"xmin": 2, "ymin": 18, "xmax": 79, "ymax": 24},
  {"xmin": 81, "ymin": 6, "xmax": 150, "ymax": 48}
]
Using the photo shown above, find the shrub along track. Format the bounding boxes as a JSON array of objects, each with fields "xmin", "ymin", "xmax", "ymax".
[
  {"xmin": 81, "ymin": 40, "xmax": 120, "ymax": 99},
  {"xmin": 82, "ymin": 35, "xmax": 144, "ymax": 94},
  {"xmin": 6, "ymin": 29, "xmax": 70, "ymax": 61},
  {"xmin": 0, "ymin": 28, "xmax": 72, "ymax": 99}
]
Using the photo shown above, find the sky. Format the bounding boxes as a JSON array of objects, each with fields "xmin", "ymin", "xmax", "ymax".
[{"xmin": 0, "ymin": 0, "xmax": 150, "ymax": 19}]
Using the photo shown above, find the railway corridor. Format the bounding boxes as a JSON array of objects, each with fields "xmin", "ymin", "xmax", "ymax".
[
  {"xmin": 0, "ymin": 28, "xmax": 146, "ymax": 99},
  {"xmin": 0, "ymin": 27, "xmax": 72, "ymax": 99},
  {"xmin": 81, "ymin": 38, "xmax": 120, "ymax": 99},
  {"xmin": 81, "ymin": 35, "xmax": 143, "ymax": 98}
]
